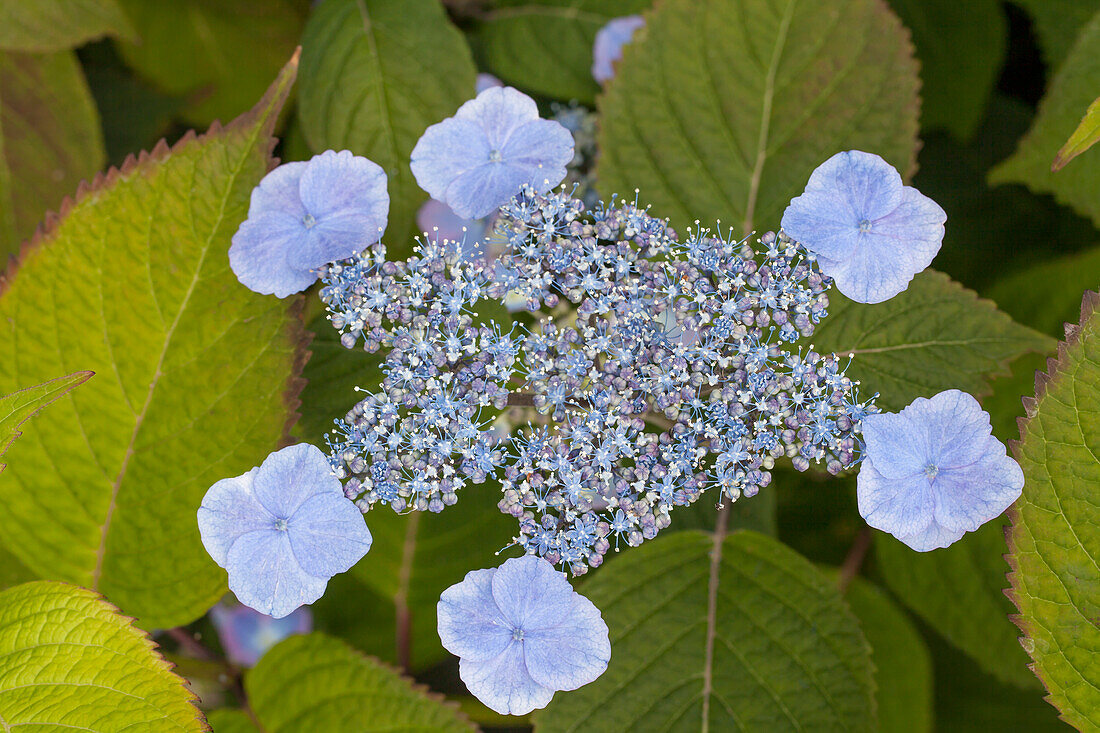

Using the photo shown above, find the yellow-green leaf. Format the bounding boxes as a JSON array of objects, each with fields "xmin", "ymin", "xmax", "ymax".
[
  {"xmin": 0, "ymin": 53, "xmax": 303, "ymax": 629},
  {"xmin": 0, "ymin": 581, "xmax": 206, "ymax": 731},
  {"xmin": 0, "ymin": 371, "xmax": 92, "ymax": 471},
  {"xmin": 1008, "ymin": 290, "xmax": 1100, "ymax": 728},
  {"xmin": 1053, "ymin": 95, "xmax": 1100, "ymax": 170},
  {"xmin": 0, "ymin": 49, "xmax": 106, "ymax": 261},
  {"xmin": 0, "ymin": 0, "xmax": 136, "ymax": 52}
]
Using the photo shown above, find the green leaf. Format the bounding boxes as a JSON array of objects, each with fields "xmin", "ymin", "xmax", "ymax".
[
  {"xmin": 1, "ymin": 371, "xmax": 92, "ymax": 470},
  {"xmin": 0, "ymin": 580, "xmax": 205, "ymax": 731},
  {"xmin": 808, "ymin": 270, "xmax": 1055, "ymax": 411},
  {"xmin": 207, "ymin": 710, "xmax": 259, "ymax": 733},
  {"xmin": 1007, "ymin": 290, "xmax": 1100, "ymax": 728},
  {"xmin": 829, "ymin": 572, "xmax": 933, "ymax": 733},
  {"xmin": 350, "ymin": 483, "xmax": 516, "ymax": 670},
  {"xmin": 292, "ymin": 311, "xmax": 381, "ymax": 446},
  {"xmin": 0, "ymin": 0, "xmax": 135, "ymax": 52},
  {"xmin": 471, "ymin": 0, "xmax": 651, "ymax": 105},
  {"xmin": 596, "ymin": 0, "xmax": 920, "ymax": 236},
  {"xmin": 0, "ymin": 54, "xmax": 303, "ymax": 629},
  {"xmin": 0, "ymin": 49, "xmax": 106, "ymax": 261},
  {"xmin": 887, "ymin": 0, "xmax": 1005, "ymax": 140},
  {"xmin": 112, "ymin": 0, "xmax": 306, "ymax": 126},
  {"xmin": 875, "ymin": 518, "xmax": 1038, "ymax": 688},
  {"xmin": 990, "ymin": 9, "xmax": 1100, "ymax": 228},
  {"xmin": 241, "ymin": 633, "xmax": 475, "ymax": 732},
  {"xmin": 987, "ymin": 246, "xmax": 1100, "ymax": 339},
  {"xmin": 535, "ymin": 528, "xmax": 876, "ymax": 732},
  {"xmin": 1008, "ymin": 0, "xmax": 1100, "ymax": 69},
  {"xmin": 298, "ymin": 0, "xmax": 476, "ymax": 252},
  {"xmin": 1053, "ymin": 95, "xmax": 1100, "ymax": 170}
]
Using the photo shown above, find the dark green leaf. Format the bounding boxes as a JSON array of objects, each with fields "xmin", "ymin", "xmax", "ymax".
[
  {"xmin": 809, "ymin": 270, "xmax": 1055, "ymax": 411},
  {"xmin": 987, "ymin": 245, "xmax": 1100, "ymax": 339},
  {"xmin": 0, "ymin": 49, "xmax": 105, "ymax": 261},
  {"xmin": 536, "ymin": 529, "xmax": 876, "ymax": 732},
  {"xmin": 1008, "ymin": 0, "xmax": 1100, "ymax": 69},
  {"xmin": 298, "ymin": 0, "xmax": 476, "ymax": 252},
  {"xmin": 0, "ymin": 0, "xmax": 135, "ymax": 52},
  {"xmin": 471, "ymin": 0, "xmax": 650, "ymax": 105},
  {"xmin": 597, "ymin": 0, "xmax": 920, "ymax": 236}
]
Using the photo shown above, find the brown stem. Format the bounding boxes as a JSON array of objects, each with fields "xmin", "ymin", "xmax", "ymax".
[
  {"xmin": 166, "ymin": 627, "xmax": 216, "ymax": 661},
  {"xmin": 837, "ymin": 526, "xmax": 873, "ymax": 593}
]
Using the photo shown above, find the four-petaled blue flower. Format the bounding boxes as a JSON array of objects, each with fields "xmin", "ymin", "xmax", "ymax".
[
  {"xmin": 229, "ymin": 150, "xmax": 389, "ymax": 297},
  {"xmin": 437, "ymin": 555, "xmax": 611, "ymax": 715},
  {"xmin": 857, "ymin": 389, "xmax": 1024, "ymax": 551},
  {"xmin": 410, "ymin": 87, "xmax": 574, "ymax": 219},
  {"xmin": 781, "ymin": 150, "xmax": 946, "ymax": 304},
  {"xmin": 209, "ymin": 603, "xmax": 312, "ymax": 667},
  {"xmin": 592, "ymin": 15, "xmax": 645, "ymax": 83},
  {"xmin": 197, "ymin": 443, "xmax": 373, "ymax": 618}
]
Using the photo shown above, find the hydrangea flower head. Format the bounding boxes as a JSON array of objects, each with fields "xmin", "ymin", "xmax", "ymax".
[
  {"xmin": 592, "ymin": 15, "xmax": 645, "ymax": 83},
  {"xmin": 209, "ymin": 603, "xmax": 312, "ymax": 667},
  {"xmin": 437, "ymin": 555, "xmax": 610, "ymax": 715},
  {"xmin": 410, "ymin": 87, "xmax": 574, "ymax": 219},
  {"xmin": 197, "ymin": 443, "xmax": 373, "ymax": 617},
  {"xmin": 229, "ymin": 150, "xmax": 389, "ymax": 297},
  {"xmin": 781, "ymin": 150, "xmax": 946, "ymax": 304},
  {"xmin": 857, "ymin": 389, "xmax": 1023, "ymax": 551}
]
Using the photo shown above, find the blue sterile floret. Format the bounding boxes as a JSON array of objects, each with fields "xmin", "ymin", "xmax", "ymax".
[
  {"xmin": 229, "ymin": 150, "xmax": 389, "ymax": 297},
  {"xmin": 437, "ymin": 555, "xmax": 611, "ymax": 715},
  {"xmin": 320, "ymin": 185, "xmax": 878, "ymax": 575},
  {"xmin": 197, "ymin": 443, "xmax": 373, "ymax": 617},
  {"xmin": 857, "ymin": 389, "xmax": 1024, "ymax": 550},
  {"xmin": 591, "ymin": 15, "xmax": 645, "ymax": 83},
  {"xmin": 781, "ymin": 150, "xmax": 946, "ymax": 304},
  {"xmin": 410, "ymin": 86, "xmax": 575, "ymax": 220}
]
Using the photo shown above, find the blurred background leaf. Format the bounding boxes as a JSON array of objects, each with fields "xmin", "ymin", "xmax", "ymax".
[
  {"xmin": 0, "ymin": 56, "xmax": 301, "ymax": 629},
  {"xmin": 298, "ymin": 0, "xmax": 476, "ymax": 253},
  {"xmin": 0, "ymin": 49, "xmax": 105, "ymax": 261},
  {"xmin": 470, "ymin": 0, "xmax": 651, "ymax": 106},
  {"xmin": 0, "ymin": 0, "xmax": 136, "ymax": 53},
  {"xmin": 1008, "ymin": 0, "xmax": 1100, "ymax": 69}
]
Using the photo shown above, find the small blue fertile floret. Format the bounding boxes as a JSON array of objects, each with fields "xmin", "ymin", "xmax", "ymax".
[
  {"xmin": 592, "ymin": 15, "xmax": 645, "ymax": 83},
  {"xmin": 197, "ymin": 443, "xmax": 373, "ymax": 617},
  {"xmin": 229, "ymin": 150, "xmax": 389, "ymax": 297},
  {"xmin": 209, "ymin": 603, "xmax": 312, "ymax": 667},
  {"xmin": 857, "ymin": 389, "xmax": 1023, "ymax": 551},
  {"xmin": 410, "ymin": 87, "xmax": 574, "ymax": 219},
  {"xmin": 781, "ymin": 150, "xmax": 946, "ymax": 304},
  {"xmin": 437, "ymin": 555, "xmax": 611, "ymax": 715}
]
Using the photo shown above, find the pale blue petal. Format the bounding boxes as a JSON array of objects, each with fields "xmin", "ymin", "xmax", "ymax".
[
  {"xmin": 197, "ymin": 468, "xmax": 272, "ymax": 566},
  {"xmin": 523, "ymin": 593, "xmax": 610, "ymax": 691},
  {"xmin": 857, "ymin": 457, "xmax": 935, "ymax": 538},
  {"xmin": 229, "ymin": 214, "xmax": 317, "ymax": 297},
  {"xmin": 490, "ymin": 555, "xmax": 574, "ymax": 630},
  {"xmin": 224, "ymin": 529, "xmax": 328, "ymax": 619},
  {"xmin": 820, "ymin": 150, "xmax": 903, "ymax": 221},
  {"xmin": 286, "ymin": 150, "xmax": 389, "ymax": 270},
  {"xmin": 438, "ymin": 567, "xmax": 513, "ymax": 663},
  {"xmin": 500, "ymin": 118, "xmax": 574, "ymax": 188},
  {"xmin": 859, "ymin": 411, "xmax": 929, "ymax": 479},
  {"xmin": 455, "ymin": 87, "xmax": 540, "ymax": 147},
  {"xmin": 410, "ymin": 118, "xmax": 492, "ymax": 201},
  {"xmin": 908, "ymin": 390, "xmax": 993, "ymax": 469},
  {"xmin": 248, "ymin": 161, "xmax": 309, "ymax": 218},
  {"xmin": 445, "ymin": 162, "xmax": 534, "ymax": 220},
  {"xmin": 459, "ymin": 643, "xmax": 554, "ymax": 716},
  {"xmin": 287, "ymin": 491, "xmax": 373, "ymax": 577},
  {"xmin": 895, "ymin": 520, "xmax": 967, "ymax": 552},
  {"xmin": 476, "ymin": 73, "xmax": 503, "ymax": 93},
  {"xmin": 932, "ymin": 438, "xmax": 1024, "ymax": 533},
  {"xmin": 252, "ymin": 443, "xmax": 341, "ymax": 519},
  {"xmin": 592, "ymin": 15, "xmax": 645, "ymax": 83}
]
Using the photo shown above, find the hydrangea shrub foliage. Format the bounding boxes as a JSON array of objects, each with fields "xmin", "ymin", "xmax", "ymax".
[{"xmin": 0, "ymin": 0, "xmax": 1097, "ymax": 730}]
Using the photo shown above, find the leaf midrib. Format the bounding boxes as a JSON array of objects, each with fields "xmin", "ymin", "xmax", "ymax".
[{"xmin": 91, "ymin": 125, "xmax": 263, "ymax": 589}]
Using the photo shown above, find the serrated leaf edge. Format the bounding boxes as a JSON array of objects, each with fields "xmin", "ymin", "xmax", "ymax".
[{"xmin": 1004, "ymin": 288, "xmax": 1100, "ymax": 726}]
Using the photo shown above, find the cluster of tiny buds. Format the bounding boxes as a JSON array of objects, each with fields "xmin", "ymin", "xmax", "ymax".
[{"xmin": 318, "ymin": 185, "xmax": 878, "ymax": 574}]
